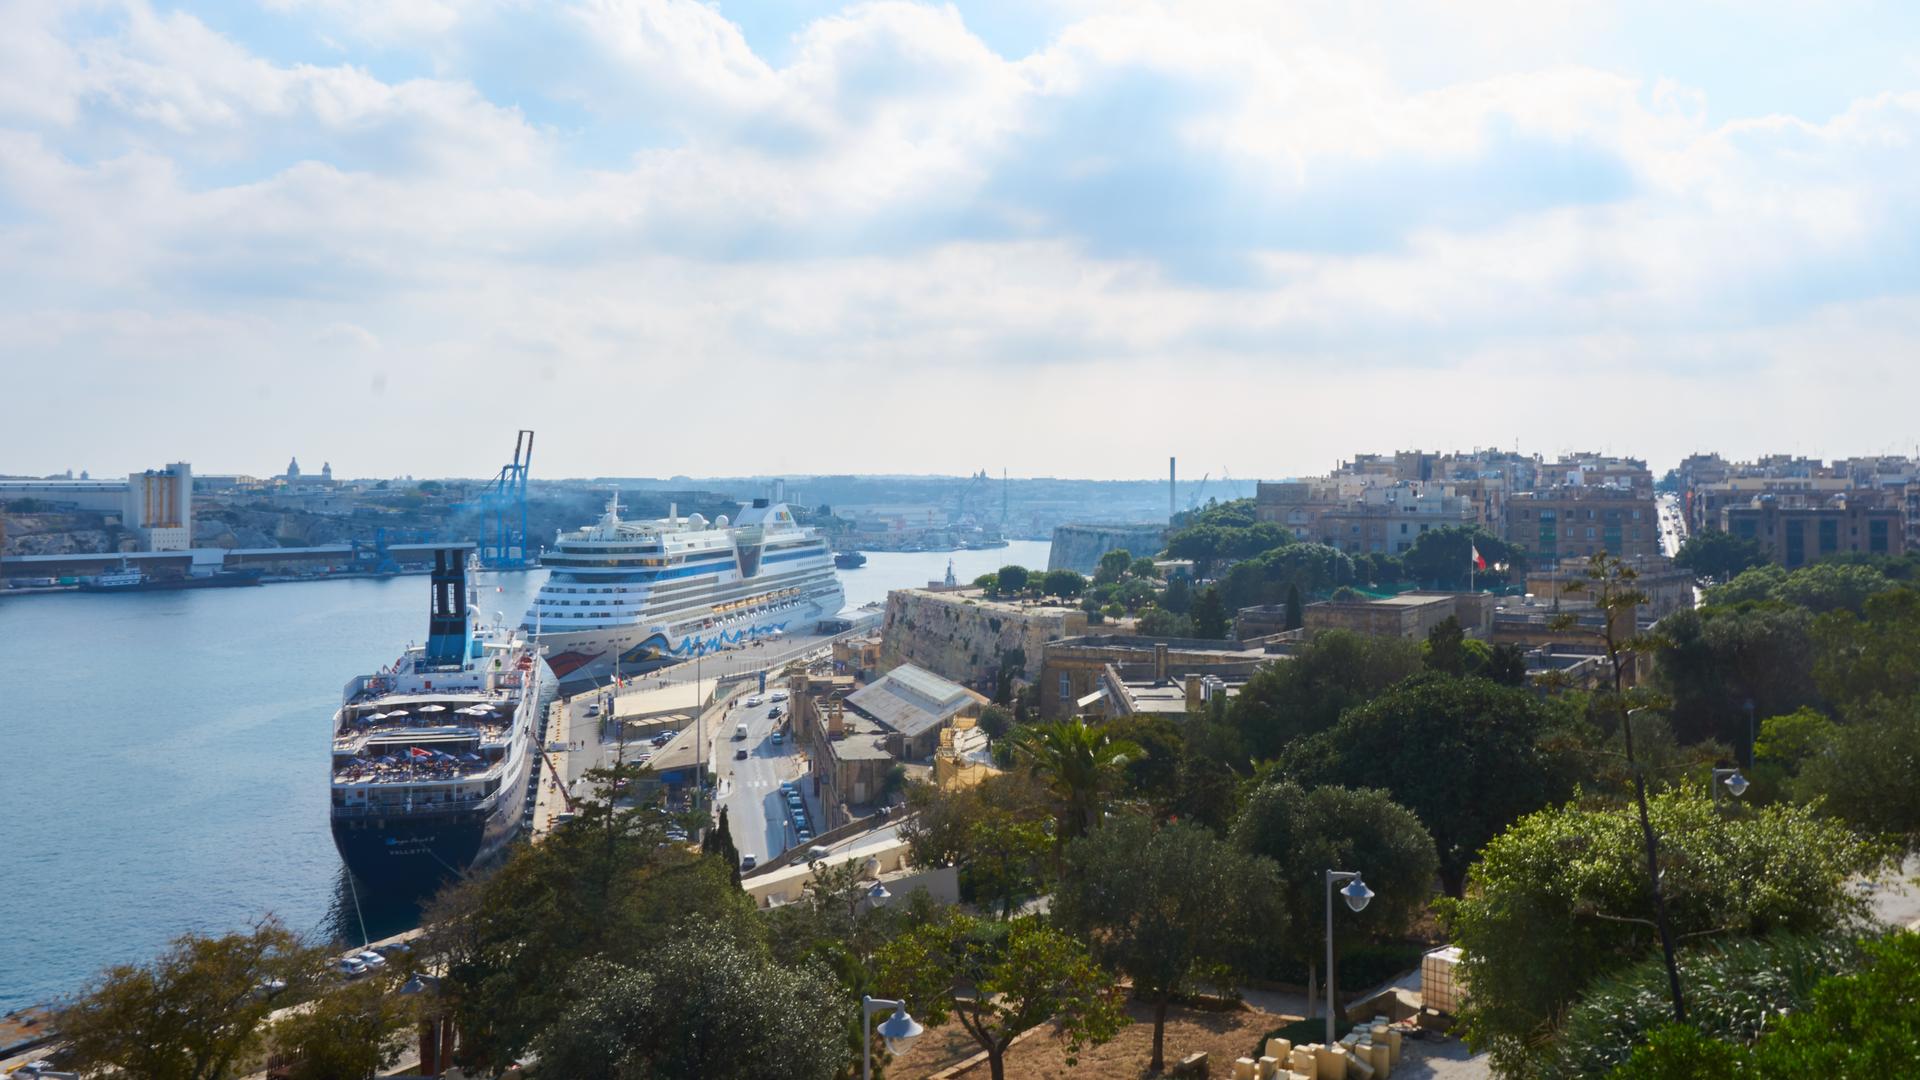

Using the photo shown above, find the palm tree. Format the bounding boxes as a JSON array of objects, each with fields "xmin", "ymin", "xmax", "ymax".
[{"xmin": 1013, "ymin": 717, "xmax": 1141, "ymax": 841}]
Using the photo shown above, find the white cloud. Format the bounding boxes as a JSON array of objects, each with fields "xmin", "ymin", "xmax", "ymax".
[{"xmin": 3, "ymin": 0, "xmax": 1920, "ymax": 478}]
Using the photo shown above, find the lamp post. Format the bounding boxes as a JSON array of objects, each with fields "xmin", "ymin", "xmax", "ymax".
[
  {"xmin": 400, "ymin": 973, "xmax": 450, "ymax": 1078},
  {"xmin": 1712, "ymin": 767, "xmax": 1749, "ymax": 811},
  {"xmin": 1324, "ymin": 869, "xmax": 1374, "ymax": 1045},
  {"xmin": 1743, "ymin": 698, "xmax": 1756, "ymax": 770},
  {"xmin": 862, "ymin": 995, "xmax": 924, "ymax": 1080}
]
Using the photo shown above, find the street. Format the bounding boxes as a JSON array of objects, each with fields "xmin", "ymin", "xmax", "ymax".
[{"xmin": 714, "ymin": 690, "xmax": 820, "ymax": 867}]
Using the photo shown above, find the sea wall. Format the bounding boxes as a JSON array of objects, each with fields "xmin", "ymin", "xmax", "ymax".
[{"xmin": 1046, "ymin": 522, "xmax": 1168, "ymax": 573}]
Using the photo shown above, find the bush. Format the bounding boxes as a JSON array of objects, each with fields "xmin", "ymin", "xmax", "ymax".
[{"xmin": 1541, "ymin": 933, "xmax": 1866, "ymax": 1079}]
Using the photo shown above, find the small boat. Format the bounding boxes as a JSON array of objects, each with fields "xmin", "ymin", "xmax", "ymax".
[{"xmin": 834, "ymin": 551, "xmax": 868, "ymax": 569}]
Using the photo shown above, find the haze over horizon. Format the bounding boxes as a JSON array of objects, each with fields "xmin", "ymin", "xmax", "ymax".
[{"xmin": 8, "ymin": 1, "xmax": 1920, "ymax": 479}]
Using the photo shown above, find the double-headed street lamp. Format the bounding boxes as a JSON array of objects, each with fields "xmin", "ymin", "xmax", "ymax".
[
  {"xmin": 1324, "ymin": 869, "xmax": 1374, "ymax": 1044},
  {"xmin": 861, "ymin": 994, "xmax": 924, "ymax": 1080}
]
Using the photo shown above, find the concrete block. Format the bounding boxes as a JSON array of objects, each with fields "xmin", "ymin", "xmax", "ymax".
[
  {"xmin": 1265, "ymin": 1037, "xmax": 1292, "ymax": 1063},
  {"xmin": 1233, "ymin": 1057, "xmax": 1257, "ymax": 1080},
  {"xmin": 1173, "ymin": 1051, "xmax": 1210, "ymax": 1078},
  {"xmin": 1257, "ymin": 1056, "xmax": 1279, "ymax": 1079},
  {"xmin": 1288, "ymin": 1046, "xmax": 1319, "ymax": 1078}
]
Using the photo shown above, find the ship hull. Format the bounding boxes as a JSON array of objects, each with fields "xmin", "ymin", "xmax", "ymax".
[
  {"xmin": 330, "ymin": 746, "xmax": 532, "ymax": 893},
  {"xmin": 541, "ymin": 588, "xmax": 844, "ymax": 687},
  {"xmin": 79, "ymin": 571, "xmax": 265, "ymax": 593}
]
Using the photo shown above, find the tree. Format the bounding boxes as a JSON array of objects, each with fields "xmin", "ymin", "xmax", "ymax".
[
  {"xmin": 1563, "ymin": 552, "xmax": 1693, "ymax": 1030},
  {"xmin": 1013, "ymin": 718, "xmax": 1142, "ymax": 843},
  {"xmin": 703, "ymin": 806, "xmax": 743, "ymax": 884},
  {"xmin": 272, "ymin": 972, "xmax": 415, "ymax": 1080},
  {"xmin": 1133, "ymin": 605, "xmax": 1191, "ymax": 637},
  {"xmin": 1444, "ymin": 787, "xmax": 1886, "ymax": 1075},
  {"xmin": 1810, "ymin": 585, "xmax": 1920, "ymax": 714},
  {"xmin": 1793, "ymin": 698, "xmax": 1920, "ymax": 850},
  {"xmin": 1401, "ymin": 526, "xmax": 1517, "ymax": 589},
  {"xmin": 1131, "ymin": 556, "xmax": 1160, "ymax": 579},
  {"xmin": 1231, "ymin": 783, "xmax": 1438, "ymax": 1023},
  {"xmin": 1161, "ymin": 574, "xmax": 1193, "ymax": 614},
  {"xmin": 1286, "ymin": 672, "xmax": 1579, "ymax": 896},
  {"xmin": 1096, "ymin": 548, "xmax": 1133, "ymax": 585},
  {"xmin": 1226, "ymin": 630, "xmax": 1422, "ymax": 761},
  {"xmin": 534, "ymin": 922, "xmax": 851, "ymax": 1079},
  {"xmin": 1607, "ymin": 932, "xmax": 1920, "ymax": 1079},
  {"xmin": 878, "ymin": 913, "xmax": 1127, "ymax": 1080},
  {"xmin": 1284, "ymin": 583, "xmax": 1303, "ymax": 630},
  {"xmin": 976, "ymin": 704, "xmax": 1013, "ymax": 740},
  {"xmin": 1712, "ymin": 561, "xmax": 1893, "ymax": 615},
  {"xmin": 55, "ymin": 919, "xmax": 322, "ymax": 1080},
  {"xmin": 417, "ymin": 764, "xmax": 762, "ymax": 1069},
  {"xmin": 996, "ymin": 565, "xmax": 1030, "ymax": 593},
  {"xmin": 1042, "ymin": 568, "xmax": 1087, "ymax": 598},
  {"xmin": 1674, "ymin": 527, "xmax": 1769, "ymax": 584},
  {"xmin": 973, "ymin": 572, "xmax": 1000, "ymax": 595},
  {"xmin": 1655, "ymin": 603, "xmax": 1820, "ymax": 748},
  {"xmin": 1423, "ymin": 615, "xmax": 1470, "ymax": 675},
  {"xmin": 1192, "ymin": 585, "xmax": 1229, "ymax": 639},
  {"xmin": 1055, "ymin": 817, "xmax": 1282, "ymax": 1072},
  {"xmin": 1216, "ymin": 543, "xmax": 1355, "ymax": 611},
  {"xmin": 963, "ymin": 814, "xmax": 1053, "ymax": 918}
]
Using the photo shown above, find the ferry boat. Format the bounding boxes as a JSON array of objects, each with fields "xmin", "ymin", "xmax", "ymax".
[
  {"xmin": 526, "ymin": 496, "xmax": 845, "ymax": 684},
  {"xmin": 329, "ymin": 549, "xmax": 551, "ymax": 892},
  {"xmin": 78, "ymin": 563, "xmax": 264, "ymax": 592},
  {"xmin": 834, "ymin": 551, "xmax": 868, "ymax": 569}
]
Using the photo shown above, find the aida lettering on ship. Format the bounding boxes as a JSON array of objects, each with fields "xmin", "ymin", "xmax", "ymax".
[{"xmin": 524, "ymin": 495, "xmax": 845, "ymax": 685}]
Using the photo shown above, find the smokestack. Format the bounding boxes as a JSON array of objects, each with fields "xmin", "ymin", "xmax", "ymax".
[{"xmin": 1169, "ymin": 456, "xmax": 1177, "ymax": 522}]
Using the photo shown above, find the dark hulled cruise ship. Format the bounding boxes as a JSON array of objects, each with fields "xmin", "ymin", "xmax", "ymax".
[{"xmin": 329, "ymin": 549, "xmax": 551, "ymax": 891}]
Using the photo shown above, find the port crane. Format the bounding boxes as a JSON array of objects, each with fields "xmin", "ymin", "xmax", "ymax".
[{"xmin": 477, "ymin": 430, "xmax": 536, "ymax": 569}]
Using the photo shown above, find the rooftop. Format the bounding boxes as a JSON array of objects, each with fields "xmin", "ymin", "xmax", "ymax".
[{"xmin": 845, "ymin": 664, "xmax": 986, "ymax": 740}]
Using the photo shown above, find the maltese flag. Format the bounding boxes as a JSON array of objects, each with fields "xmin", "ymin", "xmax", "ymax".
[{"xmin": 1471, "ymin": 544, "xmax": 1487, "ymax": 571}]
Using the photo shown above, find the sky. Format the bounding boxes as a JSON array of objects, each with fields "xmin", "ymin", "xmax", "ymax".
[{"xmin": 5, "ymin": 1, "xmax": 1920, "ymax": 481}]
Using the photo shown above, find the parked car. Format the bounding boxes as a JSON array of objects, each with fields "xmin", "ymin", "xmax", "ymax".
[
  {"xmin": 356, "ymin": 950, "xmax": 387, "ymax": 970},
  {"xmin": 651, "ymin": 732, "xmax": 671, "ymax": 746},
  {"xmin": 337, "ymin": 956, "xmax": 368, "ymax": 977},
  {"xmin": 740, "ymin": 853, "xmax": 757, "ymax": 870}
]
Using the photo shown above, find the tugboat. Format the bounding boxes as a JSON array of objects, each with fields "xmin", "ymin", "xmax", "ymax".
[
  {"xmin": 328, "ymin": 548, "xmax": 551, "ymax": 892},
  {"xmin": 834, "ymin": 550, "xmax": 868, "ymax": 569}
]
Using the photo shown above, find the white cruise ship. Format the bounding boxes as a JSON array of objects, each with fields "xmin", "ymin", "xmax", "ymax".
[{"xmin": 525, "ymin": 496, "xmax": 844, "ymax": 684}]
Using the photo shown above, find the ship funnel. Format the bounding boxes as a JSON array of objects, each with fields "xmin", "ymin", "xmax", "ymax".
[{"xmin": 424, "ymin": 548, "xmax": 474, "ymax": 668}]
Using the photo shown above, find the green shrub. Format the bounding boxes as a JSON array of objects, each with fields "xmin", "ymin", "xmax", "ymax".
[{"xmin": 1541, "ymin": 932, "xmax": 1865, "ymax": 1079}]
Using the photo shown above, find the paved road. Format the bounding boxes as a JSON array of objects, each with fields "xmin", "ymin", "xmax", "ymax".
[
  {"xmin": 717, "ymin": 690, "xmax": 821, "ymax": 866},
  {"xmin": 1657, "ymin": 491, "xmax": 1688, "ymax": 559}
]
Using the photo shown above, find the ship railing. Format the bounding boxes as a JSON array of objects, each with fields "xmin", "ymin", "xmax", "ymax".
[{"xmin": 331, "ymin": 791, "xmax": 501, "ymax": 818}]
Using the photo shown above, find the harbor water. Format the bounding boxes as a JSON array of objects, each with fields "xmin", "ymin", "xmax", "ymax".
[{"xmin": 0, "ymin": 540, "xmax": 1048, "ymax": 1011}]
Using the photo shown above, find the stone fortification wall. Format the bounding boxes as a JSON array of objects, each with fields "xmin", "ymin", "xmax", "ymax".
[
  {"xmin": 1046, "ymin": 522, "xmax": 1168, "ymax": 573},
  {"xmin": 880, "ymin": 588, "xmax": 1087, "ymax": 692}
]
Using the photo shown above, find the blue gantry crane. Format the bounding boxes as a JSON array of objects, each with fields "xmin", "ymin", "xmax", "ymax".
[{"xmin": 476, "ymin": 429, "xmax": 535, "ymax": 569}]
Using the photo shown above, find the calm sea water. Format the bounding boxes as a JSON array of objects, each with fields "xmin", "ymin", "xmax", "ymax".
[{"xmin": 0, "ymin": 541, "xmax": 1048, "ymax": 1010}]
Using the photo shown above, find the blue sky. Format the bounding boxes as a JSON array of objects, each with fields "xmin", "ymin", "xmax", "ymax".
[{"xmin": 5, "ymin": 1, "xmax": 1920, "ymax": 480}]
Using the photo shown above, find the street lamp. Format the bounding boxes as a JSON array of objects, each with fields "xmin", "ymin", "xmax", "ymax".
[
  {"xmin": 400, "ymin": 973, "xmax": 450, "ymax": 1077},
  {"xmin": 1324, "ymin": 869, "xmax": 1373, "ymax": 1044},
  {"xmin": 1712, "ymin": 767, "xmax": 1749, "ymax": 810},
  {"xmin": 862, "ymin": 995, "xmax": 923, "ymax": 1080},
  {"xmin": 1743, "ymin": 698, "xmax": 1756, "ymax": 769}
]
